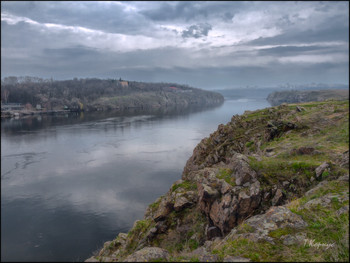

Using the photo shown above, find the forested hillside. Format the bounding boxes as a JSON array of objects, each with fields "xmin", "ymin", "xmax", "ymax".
[{"xmin": 1, "ymin": 76, "xmax": 224, "ymax": 111}]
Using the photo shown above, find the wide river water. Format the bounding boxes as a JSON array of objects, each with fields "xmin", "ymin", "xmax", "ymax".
[{"xmin": 1, "ymin": 89, "xmax": 271, "ymax": 261}]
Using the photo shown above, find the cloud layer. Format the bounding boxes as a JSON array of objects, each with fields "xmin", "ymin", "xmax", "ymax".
[{"xmin": 1, "ymin": 1, "xmax": 349, "ymax": 89}]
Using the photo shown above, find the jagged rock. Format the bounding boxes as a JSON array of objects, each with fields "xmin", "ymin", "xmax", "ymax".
[
  {"xmin": 155, "ymin": 220, "xmax": 168, "ymax": 233},
  {"xmin": 271, "ymin": 189, "xmax": 283, "ymax": 206},
  {"xmin": 315, "ymin": 162, "xmax": 330, "ymax": 179},
  {"xmin": 209, "ymin": 196, "xmax": 238, "ymax": 234},
  {"xmin": 223, "ymin": 255, "xmax": 251, "ymax": 262},
  {"xmin": 265, "ymin": 120, "xmax": 296, "ymax": 141},
  {"xmin": 206, "ymin": 226, "xmax": 222, "ymax": 240},
  {"xmin": 174, "ymin": 193, "xmax": 194, "ymax": 211},
  {"xmin": 124, "ymin": 247, "xmax": 170, "ymax": 262},
  {"xmin": 154, "ymin": 197, "xmax": 173, "ymax": 222},
  {"xmin": 228, "ymin": 153, "xmax": 257, "ymax": 186},
  {"xmin": 221, "ymin": 181, "xmax": 232, "ymax": 194},
  {"xmin": 198, "ymin": 183, "xmax": 220, "ymax": 214},
  {"xmin": 238, "ymin": 191, "xmax": 251, "ymax": 215}
]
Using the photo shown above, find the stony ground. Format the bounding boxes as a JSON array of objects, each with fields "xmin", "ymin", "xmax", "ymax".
[{"xmin": 86, "ymin": 100, "xmax": 349, "ymax": 262}]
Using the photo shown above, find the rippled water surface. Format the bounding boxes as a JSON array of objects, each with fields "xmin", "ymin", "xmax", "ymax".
[{"xmin": 1, "ymin": 90, "xmax": 271, "ymax": 261}]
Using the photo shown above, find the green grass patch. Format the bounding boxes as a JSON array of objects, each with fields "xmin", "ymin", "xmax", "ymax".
[
  {"xmin": 268, "ymin": 227, "xmax": 296, "ymax": 239},
  {"xmin": 216, "ymin": 168, "xmax": 235, "ymax": 186},
  {"xmin": 171, "ymin": 180, "xmax": 197, "ymax": 192},
  {"xmin": 236, "ymin": 223, "xmax": 255, "ymax": 234}
]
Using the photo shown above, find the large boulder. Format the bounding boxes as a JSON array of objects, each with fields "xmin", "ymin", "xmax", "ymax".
[
  {"xmin": 227, "ymin": 153, "xmax": 258, "ymax": 186},
  {"xmin": 223, "ymin": 206, "xmax": 308, "ymax": 245}
]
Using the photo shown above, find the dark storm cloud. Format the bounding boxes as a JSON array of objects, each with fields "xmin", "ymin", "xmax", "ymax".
[
  {"xmin": 181, "ymin": 23, "xmax": 212, "ymax": 39},
  {"xmin": 1, "ymin": 1, "xmax": 349, "ymax": 88},
  {"xmin": 140, "ymin": 1, "xmax": 244, "ymax": 22}
]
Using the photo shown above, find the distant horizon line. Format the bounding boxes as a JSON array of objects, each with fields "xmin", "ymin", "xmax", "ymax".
[{"xmin": 1, "ymin": 75, "xmax": 348, "ymax": 91}]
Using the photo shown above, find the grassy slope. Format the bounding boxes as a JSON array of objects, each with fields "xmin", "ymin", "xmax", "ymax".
[{"xmin": 91, "ymin": 100, "xmax": 349, "ymax": 262}]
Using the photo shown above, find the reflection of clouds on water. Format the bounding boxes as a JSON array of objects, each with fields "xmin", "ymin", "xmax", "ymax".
[
  {"xmin": 1, "ymin": 97, "xmax": 271, "ymax": 261},
  {"xmin": 1, "ymin": 152, "xmax": 47, "ymax": 179}
]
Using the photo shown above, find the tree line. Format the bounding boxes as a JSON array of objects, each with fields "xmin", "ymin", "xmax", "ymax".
[{"xmin": 1, "ymin": 76, "xmax": 194, "ymax": 109}]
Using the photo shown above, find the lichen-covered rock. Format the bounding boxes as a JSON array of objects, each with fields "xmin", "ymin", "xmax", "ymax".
[
  {"xmin": 271, "ymin": 188, "xmax": 283, "ymax": 206},
  {"xmin": 301, "ymin": 192, "xmax": 349, "ymax": 210},
  {"xmin": 198, "ymin": 183, "xmax": 220, "ymax": 214},
  {"xmin": 153, "ymin": 196, "xmax": 173, "ymax": 222},
  {"xmin": 223, "ymin": 206, "xmax": 308, "ymax": 245},
  {"xmin": 228, "ymin": 153, "xmax": 258, "ymax": 186},
  {"xmin": 124, "ymin": 247, "xmax": 170, "ymax": 262},
  {"xmin": 173, "ymin": 191, "xmax": 197, "ymax": 211},
  {"xmin": 246, "ymin": 206, "xmax": 308, "ymax": 231},
  {"xmin": 315, "ymin": 162, "xmax": 330, "ymax": 179}
]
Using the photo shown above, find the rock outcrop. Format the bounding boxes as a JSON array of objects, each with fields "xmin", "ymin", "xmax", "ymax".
[{"xmin": 86, "ymin": 99, "xmax": 349, "ymax": 262}]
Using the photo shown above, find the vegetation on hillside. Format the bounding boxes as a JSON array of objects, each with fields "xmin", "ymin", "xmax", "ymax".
[
  {"xmin": 86, "ymin": 99, "xmax": 349, "ymax": 262},
  {"xmin": 1, "ymin": 76, "xmax": 224, "ymax": 111}
]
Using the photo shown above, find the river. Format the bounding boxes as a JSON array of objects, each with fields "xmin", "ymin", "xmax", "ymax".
[{"xmin": 1, "ymin": 89, "xmax": 272, "ymax": 261}]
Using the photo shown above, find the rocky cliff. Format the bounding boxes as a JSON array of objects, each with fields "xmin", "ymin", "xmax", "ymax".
[
  {"xmin": 86, "ymin": 99, "xmax": 349, "ymax": 262},
  {"xmin": 267, "ymin": 89, "xmax": 349, "ymax": 106}
]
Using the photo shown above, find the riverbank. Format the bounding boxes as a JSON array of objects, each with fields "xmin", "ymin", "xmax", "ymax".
[
  {"xmin": 1, "ymin": 78, "xmax": 224, "ymax": 116},
  {"xmin": 1, "ymin": 109, "xmax": 73, "ymax": 119},
  {"xmin": 266, "ymin": 89, "xmax": 349, "ymax": 106}
]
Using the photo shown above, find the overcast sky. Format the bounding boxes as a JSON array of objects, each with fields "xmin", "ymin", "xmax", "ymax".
[{"xmin": 1, "ymin": 1, "xmax": 349, "ymax": 89}]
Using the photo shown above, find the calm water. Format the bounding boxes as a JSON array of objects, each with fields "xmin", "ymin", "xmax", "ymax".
[{"xmin": 1, "ymin": 90, "xmax": 271, "ymax": 262}]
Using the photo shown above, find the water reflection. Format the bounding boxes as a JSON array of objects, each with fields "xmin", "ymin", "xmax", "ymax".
[
  {"xmin": 1, "ymin": 95, "xmax": 270, "ymax": 262},
  {"xmin": 1, "ymin": 103, "xmax": 223, "ymax": 138}
]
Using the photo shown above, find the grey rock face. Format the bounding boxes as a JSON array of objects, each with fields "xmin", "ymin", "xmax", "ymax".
[
  {"xmin": 228, "ymin": 153, "xmax": 258, "ymax": 186},
  {"xmin": 271, "ymin": 189, "xmax": 283, "ymax": 206},
  {"xmin": 315, "ymin": 162, "xmax": 330, "ymax": 179}
]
